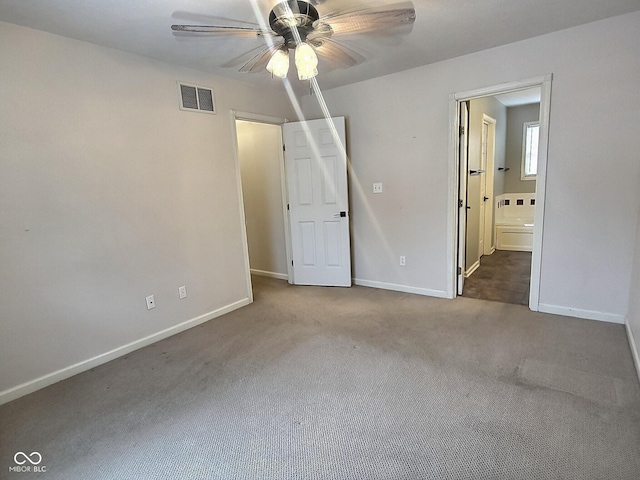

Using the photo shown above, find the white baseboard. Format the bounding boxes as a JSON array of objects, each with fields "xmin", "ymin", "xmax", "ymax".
[
  {"xmin": 625, "ymin": 319, "xmax": 640, "ymax": 384},
  {"xmin": 354, "ymin": 278, "xmax": 449, "ymax": 299},
  {"xmin": 537, "ymin": 303, "xmax": 625, "ymax": 324},
  {"xmin": 465, "ymin": 260, "xmax": 480, "ymax": 277},
  {"xmin": 0, "ymin": 297, "xmax": 252, "ymax": 406},
  {"xmin": 250, "ymin": 269, "xmax": 288, "ymax": 281}
]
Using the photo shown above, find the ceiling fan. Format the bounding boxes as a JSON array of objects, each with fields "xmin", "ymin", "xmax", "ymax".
[{"xmin": 171, "ymin": 1, "xmax": 416, "ymax": 81}]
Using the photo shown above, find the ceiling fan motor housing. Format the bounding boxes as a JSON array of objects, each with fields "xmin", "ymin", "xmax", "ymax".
[{"xmin": 269, "ymin": 0, "xmax": 320, "ymax": 48}]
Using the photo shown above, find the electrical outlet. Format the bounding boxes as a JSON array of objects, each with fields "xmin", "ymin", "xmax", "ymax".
[
  {"xmin": 178, "ymin": 285, "xmax": 187, "ymax": 299},
  {"xmin": 400, "ymin": 256, "xmax": 406, "ymax": 266},
  {"xmin": 146, "ymin": 295, "xmax": 155, "ymax": 310},
  {"xmin": 373, "ymin": 182, "xmax": 383, "ymax": 194}
]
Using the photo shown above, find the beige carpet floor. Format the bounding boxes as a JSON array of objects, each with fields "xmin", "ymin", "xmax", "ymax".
[{"xmin": 1, "ymin": 276, "xmax": 639, "ymax": 479}]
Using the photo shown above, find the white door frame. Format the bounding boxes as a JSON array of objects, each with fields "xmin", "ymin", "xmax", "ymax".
[
  {"xmin": 457, "ymin": 101, "xmax": 469, "ymax": 295},
  {"xmin": 447, "ymin": 75, "xmax": 552, "ymax": 310},
  {"xmin": 482, "ymin": 114, "xmax": 497, "ymax": 255},
  {"xmin": 230, "ymin": 110, "xmax": 292, "ymax": 299}
]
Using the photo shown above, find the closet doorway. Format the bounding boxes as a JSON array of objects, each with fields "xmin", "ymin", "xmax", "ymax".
[
  {"xmin": 233, "ymin": 112, "xmax": 352, "ymax": 289},
  {"xmin": 234, "ymin": 113, "xmax": 291, "ymax": 285}
]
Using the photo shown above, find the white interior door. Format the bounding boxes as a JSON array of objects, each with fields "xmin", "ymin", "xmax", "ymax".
[
  {"xmin": 457, "ymin": 102, "xmax": 469, "ymax": 295},
  {"xmin": 478, "ymin": 121, "xmax": 488, "ymax": 256},
  {"xmin": 283, "ymin": 117, "xmax": 351, "ymax": 287}
]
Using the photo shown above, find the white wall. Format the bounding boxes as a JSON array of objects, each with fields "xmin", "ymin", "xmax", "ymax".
[
  {"xmin": 236, "ymin": 121, "xmax": 288, "ymax": 278},
  {"xmin": 504, "ymin": 104, "xmax": 540, "ymax": 194},
  {"xmin": 625, "ymin": 167, "xmax": 640, "ymax": 380},
  {"xmin": 302, "ymin": 11, "xmax": 640, "ymax": 319},
  {"xmin": 0, "ymin": 22, "xmax": 295, "ymax": 402}
]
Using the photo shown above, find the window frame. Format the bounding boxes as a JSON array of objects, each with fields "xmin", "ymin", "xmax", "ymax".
[{"xmin": 521, "ymin": 121, "xmax": 539, "ymax": 181}]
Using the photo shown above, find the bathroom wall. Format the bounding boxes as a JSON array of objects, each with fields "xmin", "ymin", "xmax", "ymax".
[{"xmin": 504, "ymin": 103, "xmax": 540, "ymax": 193}]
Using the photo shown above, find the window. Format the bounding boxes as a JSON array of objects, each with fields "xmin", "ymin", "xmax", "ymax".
[{"xmin": 521, "ymin": 121, "xmax": 539, "ymax": 180}]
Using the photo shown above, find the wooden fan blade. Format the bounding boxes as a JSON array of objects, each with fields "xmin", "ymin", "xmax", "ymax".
[
  {"xmin": 239, "ymin": 45, "xmax": 282, "ymax": 73},
  {"xmin": 308, "ymin": 39, "xmax": 365, "ymax": 69},
  {"xmin": 172, "ymin": 10, "xmax": 264, "ymax": 28},
  {"xmin": 307, "ymin": 22, "xmax": 334, "ymax": 41},
  {"xmin": 317, "ymin": 2, "xmax": 416, "ymax": 36},
  {"xmin": 171, "ymin": 24, "xmax": 273, "ymax": 38}
]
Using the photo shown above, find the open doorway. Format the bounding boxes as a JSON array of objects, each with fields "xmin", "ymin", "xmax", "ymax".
[
  {"xmin": 233, "ymin": 113, "xmax": 352, "ymax": 289},
  {"xmin": 233, "ymin": 113, "xmax": 291, "ymax": 285},
  {"xmin": 462, "ymin": 96, "xmax": 540, "ymax": 305},
  {"xmin": 449, "ymin": 75, "xmax": 552, "ymax": 311}
]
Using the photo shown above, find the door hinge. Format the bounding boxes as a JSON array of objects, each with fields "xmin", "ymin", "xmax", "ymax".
[
  {"xmin": 283, "ymin": 144, "xmax": 286, "ymax": 152},
  {"xmin": 458, "ymin": 267, "xmax": 462, "ymax": 275},
  {"xmin": 287, "ymin": 203, "xmax": 290, "ymax": 211},
  {"xmin": 292, "ymin": 260, "xmax": 294, "ymax": 266},
  {"xmin": 459, "ymin": 125, "xmax": 465, "ymax": 136},
  {"xmin": 459, "ymin": 199, "xmax": 463, "ymax": 208}
]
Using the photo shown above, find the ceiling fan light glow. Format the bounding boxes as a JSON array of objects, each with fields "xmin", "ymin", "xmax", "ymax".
[
  {"xmin": 266, "ymin": 48, "xmax": 290, "ymax": 78},
  {"xmin": 295, "ymin": 42, "xmax": 318, "ymax": 80}
]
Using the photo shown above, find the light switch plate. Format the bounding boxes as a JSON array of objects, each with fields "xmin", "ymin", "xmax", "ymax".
[{"xmin": 373, "ymin": 182, "xmax": 383, "ymax": 194}]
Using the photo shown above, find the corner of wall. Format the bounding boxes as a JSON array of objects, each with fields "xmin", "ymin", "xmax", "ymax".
[
  {"xmin": 0, "ymin": 298, "xmax": 251, "ymax": 406},
  {"xmin": 625, "ymin": 318, "xmax": 640, "ymax": 384},
  {"xmin": 623, "ymin": 158, "xmax": 640, "ymax": 383}
]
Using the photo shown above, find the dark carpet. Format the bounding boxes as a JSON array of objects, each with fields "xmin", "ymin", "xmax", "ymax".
[{"xmin": 463, "ymin": 250, "xmax": 532, "ymax": 305}]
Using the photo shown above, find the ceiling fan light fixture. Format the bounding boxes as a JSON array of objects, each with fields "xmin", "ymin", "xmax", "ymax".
[
  {"xmin": 266, "ymin": 48, "xmax": 290, "ymax": 78},
  {"xmin": 172, "ymin": 0, "xmax": 417, "ymax": 82},
  {"xmin": 295, "ymin": 41, "xmax": 318, "ymax": 80}
]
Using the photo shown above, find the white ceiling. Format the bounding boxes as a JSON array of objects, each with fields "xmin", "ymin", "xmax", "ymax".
[
  {"xmin": 1, "ymin": 0, "xmax": 638, "ymax": 93},
  {"xmin": 494, "ymin": 87, "xmax": 540, "ymax": 107}
]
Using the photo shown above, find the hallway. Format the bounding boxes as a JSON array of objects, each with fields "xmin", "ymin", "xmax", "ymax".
[{"xmin": 462, "ymin": 250, "xmax": 532, "ymax": 306}]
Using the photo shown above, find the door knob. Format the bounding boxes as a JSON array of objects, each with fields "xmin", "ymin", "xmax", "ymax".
[{"xmin": 483, "ymin": 196, "xmax": 489, "ymax": 201}]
